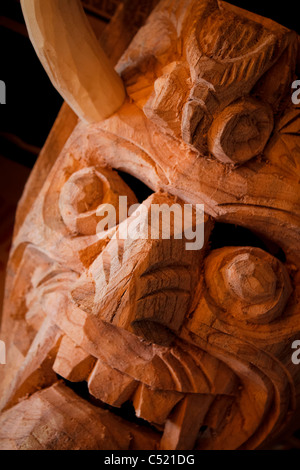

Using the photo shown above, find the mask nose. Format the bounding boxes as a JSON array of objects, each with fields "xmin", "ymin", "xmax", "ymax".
[
  {"xmin": 71, "ymin": 193, "xmax": 212, "ymax": 346},
  {"xmin": 72, "ymin": 234, "xmax": 195, "ymax": 346}
]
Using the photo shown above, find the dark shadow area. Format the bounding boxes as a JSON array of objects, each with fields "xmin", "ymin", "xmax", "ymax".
[
  {"xmin": 210, "ymin": 223, "xmax": 286, "ymax": 263},
  {"xmin": 61, "ymin": 375, "xmax": 161, "ymax": 433},
  {"xmin": 227, "ymin": 0, "xmax": 299, "ymax": 33},
  {"xmin": 117, "ymin": 170, "xmax": 154, "ymax": 203}
]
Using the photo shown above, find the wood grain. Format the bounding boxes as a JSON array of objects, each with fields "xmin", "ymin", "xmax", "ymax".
[{"xmin": 0, "ymin": 0, "xmax": 299, "ymax": 451}]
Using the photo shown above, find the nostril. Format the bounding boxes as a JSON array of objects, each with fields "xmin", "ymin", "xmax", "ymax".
[{"xmin": 131, "ymin": 320, "xmax": 175, "ymax": 346}]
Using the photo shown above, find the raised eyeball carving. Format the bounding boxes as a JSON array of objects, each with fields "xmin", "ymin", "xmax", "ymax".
[
  {"xmin": 204, "ymin": 247, "xmax": 292, "ymax": 324},
  {"xmin": 207, "ymin": 98, "xmax": 274, "ymax": 164},
  {"xmin": 59, "ymin": 167, "xmax": 137, "ymax": 236}
]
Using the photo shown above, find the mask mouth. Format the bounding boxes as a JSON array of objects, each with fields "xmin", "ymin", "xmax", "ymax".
[{"xmin": 73, "ymin": 319, "xmax": 241, "ymax": 450}]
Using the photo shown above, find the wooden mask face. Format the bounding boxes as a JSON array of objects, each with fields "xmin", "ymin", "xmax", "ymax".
[{"xmin": 0, "ymin": 0, "xmax": 299, "ymax": 451}]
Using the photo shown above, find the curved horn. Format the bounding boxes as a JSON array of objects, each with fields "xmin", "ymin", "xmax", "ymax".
[{"xmin": 21, "ymin": 0, "xmax": 126, "ymax": 123}]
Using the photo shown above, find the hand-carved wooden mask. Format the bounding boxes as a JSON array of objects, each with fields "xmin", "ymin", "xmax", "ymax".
[{"xmin": 0, "ymin": 0, "xmax": 299, "ymax": 451}]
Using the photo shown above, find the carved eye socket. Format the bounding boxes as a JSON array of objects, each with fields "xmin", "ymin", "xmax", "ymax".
[
  {"xmin": 59, "ymin": 167, "xmax": 136, "ymax": 236},
  {"xmin": 207, "ymin": 97, "xmax": 274, "ymax": 165},
  {"xmin": 204, "ymin": 247, "xmax": 292, "ymax": 324}
]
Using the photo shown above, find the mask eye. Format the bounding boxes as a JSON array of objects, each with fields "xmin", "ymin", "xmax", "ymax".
[
  {"xmin": 59, "ymin": 167, "xmax": 136, "ymax": 236},
  {"xmin": 204, "ymin": 247, "xmax": 292, "ymax": 324},
  {"xmin": 207, "ymin": 97, "xmax": 274, "ymax": 165}
]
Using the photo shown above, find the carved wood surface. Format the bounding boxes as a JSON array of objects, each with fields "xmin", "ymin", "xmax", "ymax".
[
  {"xmin": 0, "ymin": 0, "xmax": 300, "ymax": 450},
  {"xmin": 21, "ymin": 0, "xmax": 126, "ymax": 122}
]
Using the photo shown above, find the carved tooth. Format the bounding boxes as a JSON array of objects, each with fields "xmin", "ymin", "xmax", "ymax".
[
  {"xmin": 160, "ymin": 394, "xmax": 215, "ymax": 450},
  {"xmin": 133, "ymin": 383, "xmax": 184, "ymax": 425},
  {"xmin": 88, "ymin": 359, "xmax": 138, "ymax": 407},
  {"xmin": 53, "ymin": 335, "xmax": 96, "ymax": 383}
]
